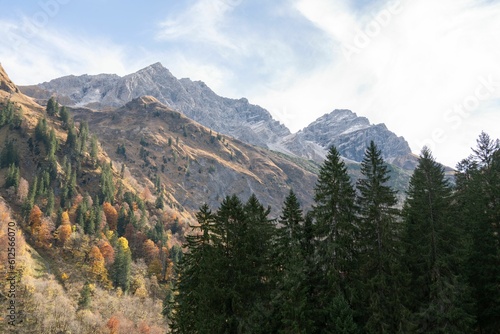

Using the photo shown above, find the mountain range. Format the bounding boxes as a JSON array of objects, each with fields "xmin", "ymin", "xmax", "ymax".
[{"xmin": 20, "ymin": 62, "xmax": 417, "ymax": 170}]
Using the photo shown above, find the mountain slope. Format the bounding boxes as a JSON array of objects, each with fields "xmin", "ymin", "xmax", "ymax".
[
  {"xmin": 71, "ymin": 95, "xmax": 317, "ymax": 216},
  {"xmin": 1, "ymin": 63, "xmax": 173, "ymax": 333}
]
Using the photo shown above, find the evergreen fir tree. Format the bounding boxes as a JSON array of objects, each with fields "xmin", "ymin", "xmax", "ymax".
[
  {"xmin": 1, "ymin": 139, "xmax": 20, "ymax": 167},
  {"xmin": 355, "ymin": 141, "xmax": 408, "ymax": 332},
  {"xmin": 78, "ymin": 282, "xmax": 92, "ymax": 310},
  {"xmin": 100, "ymin": 163, "xmax": 115, "ymax": 204},
  {"xmin": 155, "ymin": 193, "xmax": 164, "ymax": 209},
  {"xmin": 46, "ymin": 189, "xmax": 54, "ymax": 217},
  {"xmin": 47, "ymin": 128, "xmax": 58, "ymax": 158},
  {"xmin": 59, "ymin": 105, "xmax": 70, "ymax": 126},
  {"xmin": 46, "ymin": 96, "xmax": 58, "ymax": 116},
  {"xmin": 312, "ymin": 145, "xmax": 358, "ymax": 329},
  {"xmin": 402, "ymin": 147, "xmax": 474, "ymax": 332},
  {"xmin": 90, "ymin": 135, "xmax": 99, "ymax": 167},
  {"xmin": 112, "ymin": 237, "xmax": 132, "ymax": 292},
  {"xmin": 171, "ymin": 204, "xmax": 220, "ymax": 333},
  {"xmin": 455, "ymin": 133, "xmax": 500, "ymax": 333},
  {"xmin": 5, "ymin": 163, "xmax": 20, "ymax": 189},
  {"xmin": 272, "ymin": 189, "xmax": 309, "ymax": 332}
]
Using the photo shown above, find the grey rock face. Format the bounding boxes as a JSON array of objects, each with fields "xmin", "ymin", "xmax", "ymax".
[
  {"xmin": 23, "ymin": 63, "xmax": 413, "ymax": 167},
  {"xmin": 30, "ymin": 62, "xmax": 291, "ymax": 148},
  {"xmin": 282, "ymin": 109, "xmax": 412, "ymax": 163}
]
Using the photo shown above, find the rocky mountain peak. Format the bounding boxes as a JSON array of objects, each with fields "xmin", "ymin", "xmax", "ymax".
[{"xmin": 134, "ymin": 62, "xmax": 174, "ymax": 79}]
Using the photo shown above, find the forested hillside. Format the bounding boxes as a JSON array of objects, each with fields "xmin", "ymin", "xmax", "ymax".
[{"xmin": 0, "ymin": 65, "xmax": 181, "ymax": 333}]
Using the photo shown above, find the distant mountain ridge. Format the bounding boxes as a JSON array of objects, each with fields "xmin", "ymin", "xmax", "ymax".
[{"xmin": 20, "ymin": 62, "xmax": 415, "ymax": 168}]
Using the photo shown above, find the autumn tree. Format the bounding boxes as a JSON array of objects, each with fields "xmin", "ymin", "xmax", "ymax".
[
  {"xmin": 103, "ymin": 202, "xmax": 118, "ymax": 231},
  {"xmin": 98, "ymin": 238, "xmax": 115, "ymax": 267},
  {"xmin": 56, "ymin": 211, "xmax": 72, "ymax": 247},
  {"xmin": 36, "ymin": 217, "xmax": 54, "ymax": 248},
  {"xmin": 29, "ymin": 205, "xmax": 43, "ymax": 236},
  {"xmin": 88, "ymin": 245, "xmax": 109, "ymax": 286}
]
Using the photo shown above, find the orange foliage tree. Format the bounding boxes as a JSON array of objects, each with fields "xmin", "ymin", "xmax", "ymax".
[
  {"xmin": 88, "ymin": 245, "xmax": 109, "ymax": 286},
  {"xmin": 29, "ymin": 205, "xmax": 43, "ymax": 236},
  {"xmin": 36, "ymin": 217, "xmax": 54, "ymax": 248},
  {"xmin": 103, "ymin": 202, "xmax": 118, "ymax": 231},
  {"xmin": 106, "ymin": 315, "xmax": 120, "ymax": 334},
  {"xmin": 56, "ymin": 211, "xmax": 72, "ymax": 247},
  {"xmin": 98, "ymin": 238, "xmax": 115, "ymax": 266},
  {"xmin": 143, "ymin": 239, "xmax": 160, "ymax": 263},
  {"xmin": 138, "ymin": 321, "xmax": 151, "ymax": 334}
]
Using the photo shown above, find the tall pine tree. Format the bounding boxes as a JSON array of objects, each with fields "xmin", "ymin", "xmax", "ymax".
[
  {"xmin": 402, "ymin": 147, "xmax": 474, "ymax": 332},
  {"xmin": 312, "ymin": 145, "xmax": 358, "ymax": 331},
  {"xmin": 355, "ymin": 141, "xmax": 409, "ymax": 333},
  {"xmin": 455, "ymin": 132, "xmax": 500, "ymax": 333},
  {"xmin": 272, "ymin": 189, "xmax": 309, "ymax": 333}
]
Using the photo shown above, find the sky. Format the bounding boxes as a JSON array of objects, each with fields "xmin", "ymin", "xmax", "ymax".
[{"xmin": 1, "ymin": 0, "xmax": 499, "ymax": 166}]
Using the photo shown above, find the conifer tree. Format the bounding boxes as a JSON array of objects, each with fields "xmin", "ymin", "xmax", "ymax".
[
  {"xmin": 312, "ymin": 145, "xmax": 358, "ymax": 329},
  {"xmin": 1, "ymin": 139, "xmax": 20, "ymax": 167},
  {"xmin": 90, "ymin": 135, "xmax": 99, "ymax": 167},
  {"xmin": 272, "ymin": 189, "xmax": 309, "ymax": 332},
  {"xmin": 47, "ymin": 128, "xmax": 58, "ymax": 158},
  {"xmin": 455, "ymin": 133, "xmax": 500, "ymax": 333},
  {"xmin": 171, "ymin": 204, "xmax": 219, "ymax": 333},
  {"xmin": 46, "ymin": 189, "xmax": 54, "ymax": 217},
  {"xmin": 402, "ymin": 147, "xmax": 474, "ymax": 332},
  {"xmin": 100, "ymin": 163, "xmax": 115, "ymax": 204},
  {"xmin": 5, "ymin": 163, "xmax": 20, "ymax": 189},
  {"xmin": 355, "ymin": 141, "xmax": 408, "ymax": 332},
  {"xmin": 238, "ymin": 194, "xmax": 275, "ymax": 332},
  {"xmin": 59, "ymin": 105, "xmax": 70, "ymax": 126},
  {"xmin": 78, "ymin": 282, "xmax": 92, "ymax": 310},
  {"xmin": 46, "ymin": 96, "xmax": 58, "ymax": 116},
  {"xmin": 112, "ymin": 237, "xmax": 132, "ymax": 292},
  {"xmin": 66, "ymin": 124, "xmax": 77, "ymax": 152}
]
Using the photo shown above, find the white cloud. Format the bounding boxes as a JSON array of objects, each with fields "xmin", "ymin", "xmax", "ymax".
[
  {"xmin": 251, "ymin": 0, "xmax": 500, "ymax": 166},
  {"xmin": 157, "ymin": 0, "xmax": 239, "ymax": 50},
  {"xmin": 0, "ymin": 17, "xmax": 145, "ymax": 84}
]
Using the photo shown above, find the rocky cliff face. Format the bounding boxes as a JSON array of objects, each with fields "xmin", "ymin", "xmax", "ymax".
[
  {"xmin": 291, "ymin": 109, "xmax": 412, "ymax": 162},
  {"xmin": 20, "ymin": 63, "xmax": 415, "ymax": 169}
]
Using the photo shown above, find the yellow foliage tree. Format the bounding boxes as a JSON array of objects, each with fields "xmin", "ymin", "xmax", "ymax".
[{"xmin": 88, "ymin": 245, "xmax": 110, "ymax": 286}]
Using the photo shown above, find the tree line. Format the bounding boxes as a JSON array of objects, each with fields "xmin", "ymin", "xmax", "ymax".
[{"xmin": 171, "ymin": 133, "xmax": 500, "ymax": 334}]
